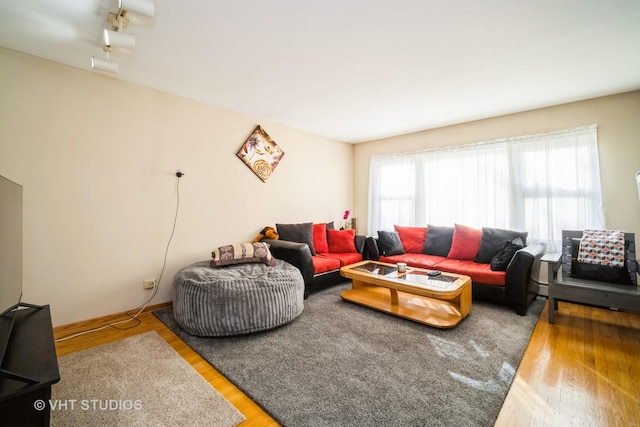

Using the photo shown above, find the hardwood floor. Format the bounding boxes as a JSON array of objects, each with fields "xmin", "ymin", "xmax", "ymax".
[
  {"xmin": 495, "ymin": 301, "xmax": 640, "ymax": 426},
  {"xmin": 53, "ymin": 300, "xmax": 640, "ymax": 427}
]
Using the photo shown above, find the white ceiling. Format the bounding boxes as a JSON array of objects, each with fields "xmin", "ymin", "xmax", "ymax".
[{"xmin": 1, "ymin": 0, "xmax": 639, "ymax": 143}]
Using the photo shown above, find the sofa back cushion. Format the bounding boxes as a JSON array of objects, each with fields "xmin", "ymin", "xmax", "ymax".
[
  {"xmin": 447, "ymin": 224, "xmax": 482, "ymax": 260},
  {"xmin": 327, "ymin": 229, "xmax": 357, "ymax": 253},
  {"xmin": 377, "ymin": 230, "xmax": 405, "ymax": 256},
  {"xmin": 474, "ymin": 227, "xmax": 528, "ymax": 263},
  {"xmin": 394, "ymin": 225, "xmax": 428, "ymax": 254},
  {"xmin": 277, "ymin": 222, "xmax": 316, "ymax": 255},
  {"xmin": 422, "ymin": 225, "xmax": 454, "ymax": 257},
  {"xmin": 312, "ymin": 223, "xmax": 329, "ymax": 253}
]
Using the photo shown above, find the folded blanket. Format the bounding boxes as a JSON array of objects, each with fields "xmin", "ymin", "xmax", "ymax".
[{"xmin": 577, "ymin": 229, "xmax": 625, "ymax": 268}]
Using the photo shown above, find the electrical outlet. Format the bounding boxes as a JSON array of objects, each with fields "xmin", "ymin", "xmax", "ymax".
[{"xmin": 143, "ymin": 279, "xmax": 156, "ymax": 290}]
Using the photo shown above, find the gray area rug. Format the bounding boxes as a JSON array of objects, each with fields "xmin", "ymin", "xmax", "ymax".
[
  {"xmin": 51, "ymin": 331, "xmax": 245, "ymax": 427},
  {"xmin": 154, "ymin": 283, "xmax": 544, "ymax": 427}
]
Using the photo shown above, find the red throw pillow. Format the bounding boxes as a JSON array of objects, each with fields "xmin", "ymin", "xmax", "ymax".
[
  {"xmin": 394, "ymin": 225, "xmax": 428, "ymax": 254},
  {"xmin": 327, "ymin": 229, "xmax": 357, "ymax": 253},
  {"xmin": 447, "ymin": 224, "xmax": 482, "ymax": 260},
  {"xmin": 313, "ymin": 223, "xmax": 329, "ymax": 253}
]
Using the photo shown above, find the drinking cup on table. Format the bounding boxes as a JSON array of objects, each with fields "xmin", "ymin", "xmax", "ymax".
[{"xmin": 397, "ymin": 262, "xmax": 407, "ymax": 273}]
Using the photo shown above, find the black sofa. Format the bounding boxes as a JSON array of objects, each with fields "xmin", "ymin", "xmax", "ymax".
[{"xmin": 264, "ymin": 235, "xmax": 366, "ymax": 298}]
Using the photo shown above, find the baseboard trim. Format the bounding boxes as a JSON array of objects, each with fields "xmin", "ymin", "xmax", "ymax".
[
  {"xmin": 53, "ymin": 301, "xmax": 173, "ymax": 339},
  {"xmin": 538, "ymin": 283, "xmax": 549, "ymax": 297}
]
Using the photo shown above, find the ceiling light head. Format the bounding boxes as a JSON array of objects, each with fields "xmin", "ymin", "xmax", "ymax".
[
  {"xmin": 119, "ymin": 0, "xmax": 155, "ymax": 18},
  {"xmin": 91, "ymin": 57, "xmax": 118, "ymax": 74},
  {"xmin": 103, "ymin": 29, "xmax": 136, "ymax": 50}
]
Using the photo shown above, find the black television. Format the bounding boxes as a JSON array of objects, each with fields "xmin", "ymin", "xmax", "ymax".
[{"xmin": 0, "ymin": 174, "xmax": 34, "ymax": 382}]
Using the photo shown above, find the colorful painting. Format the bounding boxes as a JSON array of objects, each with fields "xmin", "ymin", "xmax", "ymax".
[{"xmin": 236, "ymin": 125, "xmax": 284, "ymax": 182}]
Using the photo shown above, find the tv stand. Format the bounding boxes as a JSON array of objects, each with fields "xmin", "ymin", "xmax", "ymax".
[
  {"xmin": 0, "ymin": 303, "xmax": 46, "ymax": 384},
  {"xmin": 0, "ymin": 305, "xmax": 60, "ymax": 426}
]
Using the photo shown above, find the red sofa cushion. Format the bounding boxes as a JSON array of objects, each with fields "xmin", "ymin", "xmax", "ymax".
[
  {"xmin": 380, "ymin": 253, "xmax": 446, "ymax": 269},
  {"xmin": 380, "ymin": 253, "xmax": 505, "ymax": 286},
  {"xmin": 394, "ymin": 225, "xmax": 428, "ymax": 254},
  {"xmin": 435, "ymin": 259, "xmax": 506, "ymax": 286},
  {"xmin": 312, "ymin": 223, "xmax": 329, "ymax": 253},
  {"xmin": 448, "ymin": 224, "xmax": 482, "ymax": 260},
  {"xmin": 327, "ymin": 229, "xmax": 357, "ymax": 253},
  {"xmin": 312, "ymin": 255, "xmax": 340, "ymax": 275},
  {"xmin": 319, "ymin": 252, "xmax": 362, "ymax": 267}
]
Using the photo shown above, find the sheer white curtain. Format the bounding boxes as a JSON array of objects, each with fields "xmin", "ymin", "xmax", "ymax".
[
  {"xmin": 368, "ymin": 155, "xmax": 417, "ymax": 229},
  {"xmin": 508, "ymin": 125, "xmax": 603, "ymax": 251},
  {"xmin": 368, "ymin": 125, "xmax": 603, "ymax": 251},
  {"xmin": 369, "ymin": 143, "xmax": 511, "ymax": 231}
]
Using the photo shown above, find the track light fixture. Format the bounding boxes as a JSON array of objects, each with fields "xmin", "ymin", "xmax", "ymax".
[
  {"xmin": 91, "ymin": 0, "xmax": 154, "ymax": 74},
  {"xmin": 91, "ymin": 57, "xmax": 118, "ymax": 74},
  {"xmin": 107, "ymin": 0, "xmax": 155, "ymax": 31},
  {"xmin": 103, "ymin": 29, "xmax": 136, "ymax": 50},
  {"xmin": 119, "ymin": 0, "xmax": 155, "ymax": 18}
]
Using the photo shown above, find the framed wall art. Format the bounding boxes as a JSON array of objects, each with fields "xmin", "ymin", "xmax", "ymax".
[{"xmin": 236, "ymin": 125, "xmax": 284, "ymax": 182}]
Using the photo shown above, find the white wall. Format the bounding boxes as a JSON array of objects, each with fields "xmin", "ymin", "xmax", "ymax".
[
  {"xmin": 354, "ymin": 91, "xmax": 640, "ymax": 239},
  {"xmin": 0, "ymin": 48, "xmax": 353, "ymax": 326}
]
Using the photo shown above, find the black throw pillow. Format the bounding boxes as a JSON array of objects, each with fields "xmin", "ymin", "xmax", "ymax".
[
  {"xmin": 377, "ymin": 230, "xmax": 405, "ymax": 256},
  {"xmin": 422, "ymin": 225, "xmax": 454, "ymax": 257},
  {"xmin": 490, "ymin": 241, "xmax": 524, "ymax": 271},
  {"xmin": 475, "ymin": 227, "xmax": 528, "ymax": 263},
  {"xmin": 276, "ymin": 222, "xmax": 316, "ymax": 255}
]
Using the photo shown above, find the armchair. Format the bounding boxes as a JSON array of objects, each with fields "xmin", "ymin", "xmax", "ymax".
[{"xmin": 547, "ymin": 230, "xmax": 640, "ymax": 323}]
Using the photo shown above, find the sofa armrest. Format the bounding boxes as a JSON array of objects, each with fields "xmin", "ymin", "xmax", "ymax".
[
  {"xmin": 355, "ymin": 235, "xmax": 366, "ymax": 254},
  {"xmin": 263, "ymin": 239, "xmax": 314, "ymax": 286},
  {"xmin": 364, "ymin": 236, "xmax": 380, "ymax": 260},
  {"xmin": 505, "ymin": 243, "xmax": 545, "ymax": 314}
]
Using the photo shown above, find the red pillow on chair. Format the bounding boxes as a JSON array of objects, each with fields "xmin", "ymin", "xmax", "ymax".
[{"xmin": 327, "ymin": 229, "xmax": 357, "ymax": 253}]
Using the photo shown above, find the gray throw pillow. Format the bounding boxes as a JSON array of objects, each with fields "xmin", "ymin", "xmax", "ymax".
[
  {"xmin": 377, "ymin": 230, "xmax": 405, "ymax": 256},
  {"xmin": 276, "ymin": 222, "xmax": 316, "ymax": 255},
  {"xmin": 475, "ymin": 227, "xmax": 528, "ymax": 263},
  {"xmin": 422, "ymin": 225, "xmax": 454, "ymax": 257}
]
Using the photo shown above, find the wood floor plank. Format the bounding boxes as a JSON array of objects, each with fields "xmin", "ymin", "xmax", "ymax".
[{"xmin": 53, "ymin": 297, "xmax": 640, "ymax": 427}]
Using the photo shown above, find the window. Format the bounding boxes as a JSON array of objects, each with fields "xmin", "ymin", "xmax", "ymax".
[{"xmin": 368, "ymin": 125, "xmax": 603, "ymax": 251}]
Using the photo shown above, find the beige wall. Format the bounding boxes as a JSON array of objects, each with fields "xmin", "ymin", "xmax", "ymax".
[
  {"xmin": 3, "ymin": 45, "xmax": 638, "ymax": 326},
  {"xmin": 0, "ymin": 48, "xmax": 353, "ymax": 326},
  {"xmin": 354, "ymin": 91, "xmax": 640, "ymax": 238}
]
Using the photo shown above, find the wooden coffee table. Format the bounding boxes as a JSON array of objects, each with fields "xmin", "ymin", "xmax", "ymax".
[{"xmin": 340, "ymin": 260, "xmax": 472, "ymax": 328}]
